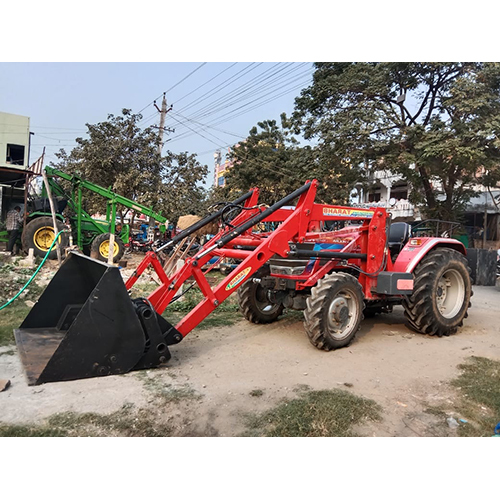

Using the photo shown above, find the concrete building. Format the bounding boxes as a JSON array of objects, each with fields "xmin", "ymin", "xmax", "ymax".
[
  {"xmin": 213, "ymin": 148, "xmax": 233, "ymax": 188},
  {"xmin": 352, "ymin": 165, "xmax": 500, "ymax": 246},
  {"xmin": 0, "ymin": 111, "xmax": 31, "ymax": 169},
  {"xmin": 352, "ymin": 169, "xmax": 420, "ymax": 221},
  {"xmin": 0, "ymin": 111, "xmax": 32, "ymax": 235}
]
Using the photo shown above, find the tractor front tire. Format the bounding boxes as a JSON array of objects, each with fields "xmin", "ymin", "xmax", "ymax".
[
  {"xmin": 22, "ymin": 216, "xmax": 68, "ymax": 259},
  {"xmin": 304, "ymin": 272, "xmax": 364, "ymax": 351},
  {"xmin": 237, "ymin": 267, "xmax": 284, "ymax": 324},
  {"xmin": 91, "ymin": 233, "xmax": 125, "ymax": 263},
  {"xmin": 402, "ymin": 248, "xmax": 472, "ymax": 337}
]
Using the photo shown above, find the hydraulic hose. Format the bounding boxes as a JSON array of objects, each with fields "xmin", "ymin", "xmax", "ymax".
[{"xmin": 0, "ymin": 230, "xmax": 65, "ymax": 311}]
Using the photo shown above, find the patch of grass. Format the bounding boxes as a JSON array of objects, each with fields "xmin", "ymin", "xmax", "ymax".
[
  {"xmin": 0, "ymin": 265, "xmax": 46, "ymax": 346},
  {"xmin": 245, "ymin": 389, "xmax": 382, "ymax": 437},
  {"xmin": 162, "ymin": 279, "xmax": 241, "ymax": 330},
  {"xmin": 0, "ymin": 422, "xmax": 67, "ymax": 437},
  {"xmin": 0, "ymin": 404, "xmax": 174, "ymax": 437},
  {"xmin": 250, "ymin": 389, "xmax": 264, "ymax": 397},
  {"xmin": 0, "ymin": 349, "xmax": 15, "ymax": 357},
  {"xmin": 449, "ymin": 356, "xmax": 500, "ymax": 437},
  {"xmin": 424, "ymin": 406, "xmax": 448, "ymax": 419},
  {"xmin": 0, "ymin": 303, "xmax": 30, "ymax": 346},
  {"xmin": 129, "ymin": 281, "xmax": 160, "ymax": 300}
]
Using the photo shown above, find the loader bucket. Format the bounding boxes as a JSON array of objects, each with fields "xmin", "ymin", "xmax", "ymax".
[{"xmin": 14, "ymin": 252, "xmax": 177, "ymax": 385}]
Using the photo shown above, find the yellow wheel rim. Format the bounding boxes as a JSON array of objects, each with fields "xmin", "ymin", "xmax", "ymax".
[
  {"xmin": 34, "ymin": 226, "xmax": 60, "ymax": 252},
  {"xmin": 99, "ymin": 240, "xmax": 119, "ymax": 258}
]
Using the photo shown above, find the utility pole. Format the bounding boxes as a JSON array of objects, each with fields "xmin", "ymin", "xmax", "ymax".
[{"xmin": 154, "ymin": 93, "xmax": 174, "ymax": 155}]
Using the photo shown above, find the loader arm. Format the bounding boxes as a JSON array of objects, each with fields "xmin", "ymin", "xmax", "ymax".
[
  {"xmin": 127, "ymin": 179, "xmax": 384, "ymax": 337},
  {"xmin": 44, "ymin": 166, "xmax": 169, "ymax": 224}
]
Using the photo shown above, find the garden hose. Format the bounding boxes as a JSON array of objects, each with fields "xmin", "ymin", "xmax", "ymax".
[{"xmin": 0, "ymin": 230, "xmax": 65, "ymax": 311}]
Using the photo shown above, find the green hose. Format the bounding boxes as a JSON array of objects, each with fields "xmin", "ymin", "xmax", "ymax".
[{"xmin": 0, "ymin": 230, "xmax": 65, "ymax": 311}]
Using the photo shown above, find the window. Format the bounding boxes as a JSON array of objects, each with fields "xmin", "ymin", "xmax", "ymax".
[
  {"xmin": 218, "ymin": 176, "xmax": 225, "ymax": 187},
  {"xmin": 6, "ymin": 144, "xmax": 25, "ymax": 166}
]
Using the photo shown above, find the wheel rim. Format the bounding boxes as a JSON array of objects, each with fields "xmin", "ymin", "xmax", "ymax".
[
  {"xmin": 99, "ymin": 240, "xmax": 119, "ymax": 258},
  {"xmin": 34, "ymin": 226, "xmax": 60, "ymax": 252},
  {"xmin": 436, "ymin": 269, "xmax": 465, "ymax": 319},
  {"xmin": 255, "ymin": 284, "xmax": 280, "ymax": 314},
  {"xmin": 327, "ymin": 290, "xmax": 360, "ymax": 340}
]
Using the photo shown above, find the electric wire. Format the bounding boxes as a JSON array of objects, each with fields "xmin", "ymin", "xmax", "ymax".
[
  {"xmin": 179, "ymin": 62, "xmax": 288, "ymax": 118},
  {"xmin": 176, "ymin": 63, "xmax": 261, "ymax": 114},
  {"xmin": 166, "ymin": 74, "xmax": 312, "ymax": 146},
  {"xmin": 166, "ymin": 113, "xmax": 302, "ymax": 182},
  {"xmin": 167, "ymin": 64, "xmax": 312, "ymax": 139},
  {"xmin": 137, "ymin": 62, "xmax": 207, "ymax": 116},
  {"xmin": 165, "ymin": 62, "xmax": 207, "ymax": 94},
  {"xmin": 174, "ymin": 62, "xmax": 239, "ymax": 104},
  {"xmin": 185, "ymin": 63, "xmax": 308, "ymax": 122}
]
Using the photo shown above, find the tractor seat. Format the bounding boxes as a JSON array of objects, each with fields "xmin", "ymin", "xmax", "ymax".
[{"xmin": 388, "ymin": 222, "xmax": 412, "ymax": 255}]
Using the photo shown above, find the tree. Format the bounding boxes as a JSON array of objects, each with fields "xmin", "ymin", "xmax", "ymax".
[
  {"xmin": 224, "ymin": 119, "xmax": 361, "ymax": 205},
  {"xmin": 292, "ymin": 63, "xmax": 500, "ymax": 220},
  {"xmin": 52, "ymin": 109, "xmax": 207, "ymax": 223},
  {"xmin": 157, "ymin": 151, "xmax": 208, "ymax": 222}
]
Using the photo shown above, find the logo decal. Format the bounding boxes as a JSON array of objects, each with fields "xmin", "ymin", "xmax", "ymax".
[
  {"xmin": 322, "ymin": 207, "xmax": 374, "ymax": 218},
  {"xmin": 225, "ymin": 267, "xmax": 252, "ymax": 291}
]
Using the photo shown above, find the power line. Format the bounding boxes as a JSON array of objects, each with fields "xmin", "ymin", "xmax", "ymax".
[
  {"xmin": 137, "ymin": 62, "xmax": 208, "ymax": 116},
  {"xmin": 177, "ymin": 63, "xmax": 261, "ymax": 114},
  {"xmin": 166, "ymin": 72, "xmax": 312, "ymax": 146},
  {"xmin": 183, "ymin": 63, "xmax": 297, "ymax": 121},
  {"xmin": 167, "ymin": 113, "xmax": 299, "ymax": 181},
  {"xmin": 191, "ymin": 67, "xmax": 312, "ymax": 123},
  {"xmin": 168, "ymin": 64, "xmax": 312, "ymax": 141},
  {"xmin": 174, "ymin": 63, "xmax": 238, "ymax": 104},
  {"xmin": 165, "ymin": 62, "xmax": 207, "ymax": 94},
  {"xmin": 171, "ymin": 110, "xmax": 246, "ymax": 139}
]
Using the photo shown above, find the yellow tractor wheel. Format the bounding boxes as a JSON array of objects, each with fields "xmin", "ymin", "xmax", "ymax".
[
  {"xmin": 22, "ymin": 216, "xmax": 68, "ymax": 259},
  {"xmin": 91, "ymin": 233, "xmax": 125, "ymax": 263}
]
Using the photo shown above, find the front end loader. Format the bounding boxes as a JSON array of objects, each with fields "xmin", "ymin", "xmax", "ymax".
[{"xmin": 14, "ymin": 179, "xmax": 472, "ymax": 385}]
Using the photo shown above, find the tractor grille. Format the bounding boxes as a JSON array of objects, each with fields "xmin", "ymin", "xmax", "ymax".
[{"xmin": 269, "ymin": 265, "xmax": 306, "ymax": 276}]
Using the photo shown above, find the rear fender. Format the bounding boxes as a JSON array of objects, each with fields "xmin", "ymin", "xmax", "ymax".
[
  {"xmin": 392, "ymin": 237, "xmax": 466, "ymax": 274},
  {"xmin": 28, "ymin": 212, "xmax": 65, "ymax": 222}
]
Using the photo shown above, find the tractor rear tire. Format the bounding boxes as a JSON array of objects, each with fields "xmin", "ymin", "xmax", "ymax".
[
  {"xmin": 91, "ymin": 233, "xmax": 125, "ymax": 263},
  {"xmin": 237, "ymin": 267, "xmax": 284, "ymax": 324},
  {"xmin": 402, "ymin": 248, "xmax": 472, "ymax": 337},
  {"xmin": 304, "ymin": 272, "xmax": 364, "ymax": 351},
  {"xmin": 22, "ymin": 216, "xmax": 69, "ymax": 259}
]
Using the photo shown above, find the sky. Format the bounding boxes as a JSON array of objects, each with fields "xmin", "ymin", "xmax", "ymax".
[{"xmin": 0, "ymin": 62, "xmax": 314, "ymax": 188}]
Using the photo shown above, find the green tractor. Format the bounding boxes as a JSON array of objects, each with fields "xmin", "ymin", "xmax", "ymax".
[{"xmin": 22, "ymin": 167, "xmax": 168, "ymax": 263}]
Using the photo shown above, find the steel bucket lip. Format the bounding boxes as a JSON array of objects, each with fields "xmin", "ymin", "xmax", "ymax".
[
  {"xmin": 65, "ymin": 250, "xmax": 115, "ymax": 267},
  {"xmin": 14, "ymin": 327, "xmax": 66, "ymax": 385}
]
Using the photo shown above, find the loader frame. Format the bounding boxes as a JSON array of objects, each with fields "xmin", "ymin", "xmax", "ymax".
[
  {"xmin": 126, "ymin": 179, "xmax": 397, "ymax": 339},
  {"xmin": 25, "ymin": 166, "xmax": 169, "ymax": 253}
]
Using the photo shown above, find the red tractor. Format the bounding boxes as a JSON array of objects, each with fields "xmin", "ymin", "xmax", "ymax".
[{"xmin": 15, "ymin": 180, "xmax": 472, "ymax": 385}]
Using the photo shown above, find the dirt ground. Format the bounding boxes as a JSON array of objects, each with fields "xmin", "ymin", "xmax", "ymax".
[{"xmin": 1, "ymin": 269, "xmax": 499, "ymax": 436}]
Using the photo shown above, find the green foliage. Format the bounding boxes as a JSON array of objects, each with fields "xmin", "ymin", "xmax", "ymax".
[
  {"xmin": 224, "ymin": 119, "xmax": 359, "ymax": 206},
  {"xmin": 51, "ymin": 109, "xmax": 208, "ymax": 224},
  {"xmin": 157, "ymin": 150, "xmax": 208, "ymax": 223},
  {"xmin": 292, "ymin": 62, "xmax": 500, "ymax": 220}
]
